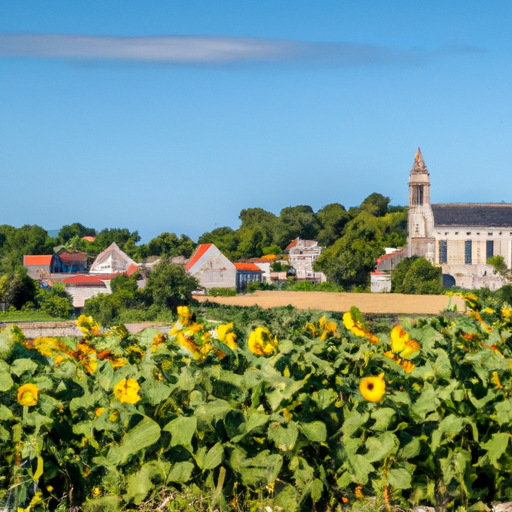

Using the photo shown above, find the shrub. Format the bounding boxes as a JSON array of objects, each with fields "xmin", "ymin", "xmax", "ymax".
[{"xmin": 207, "ymin": 287, "xmax": 237, "ymax": 297}]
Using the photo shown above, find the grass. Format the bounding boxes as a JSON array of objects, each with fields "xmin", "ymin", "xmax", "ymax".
[{"xmin": 0, "ymin": 310, "xmax": 70, "ymax": 322}]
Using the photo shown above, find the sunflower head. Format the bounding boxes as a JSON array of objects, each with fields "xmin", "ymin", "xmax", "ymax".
[
  {"xmin": 17, "ymin": 383, "xmax": 40, "ymax": 406},
  {"xmin": 359, "ymin": 373, "xmax": 386, "ymax": 402},
  {"xmin": 113, "ymin": 378, "xmax": 141, "ymax": 404}
]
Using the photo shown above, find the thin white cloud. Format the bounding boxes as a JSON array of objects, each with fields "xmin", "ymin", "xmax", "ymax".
[{"xmin": 0, "ymin": 33, "xmax": 482, "ymax": 66}]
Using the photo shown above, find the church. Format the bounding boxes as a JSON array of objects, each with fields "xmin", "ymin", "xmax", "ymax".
[{"xmin": 408, "ymin": 149, "xmax": 512, "ymax": 290}]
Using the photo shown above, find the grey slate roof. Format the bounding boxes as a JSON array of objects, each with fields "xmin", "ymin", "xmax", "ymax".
[{"xmin": 432, "ymin": 203, "xmax": 512, "ymax": 227}]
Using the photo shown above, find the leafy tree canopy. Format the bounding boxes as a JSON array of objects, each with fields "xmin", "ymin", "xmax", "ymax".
[
  {"xmin": 391, "ymin": 256, "xmax": 443, "ymax": 294},
  {"xmin": 316, "ymin": 203, "xmax": 352, "ymax": 247},
  {"xmin": 56, "ymin": 223, "xmax": 96, "ymax": 245},
  {"xmin": 144, "ymin": 262, "xmax": 198, "ymax": 311}
]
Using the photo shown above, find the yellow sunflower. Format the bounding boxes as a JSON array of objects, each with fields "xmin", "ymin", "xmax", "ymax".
[
  {"xmin": 248, "ymin": 327, "xmax": 278, "ymax": 356},
  {"xmin": 17, "ymin": 383, "xmax": 40, "ymax": 406},
  {"xmin": 217, "ymin": 323, "xmax": 238, "ymax": 349},
  {"xmin": 113, "ymin": 378, "xmax": 141, "ymax": 404},
  {"xmin": 359, "ymin": 374, "xmax": 386, "ymax": 402}
]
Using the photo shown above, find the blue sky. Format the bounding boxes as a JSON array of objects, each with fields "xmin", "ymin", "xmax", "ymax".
[{"xmin": 1, "ymin": 1, "xmax": 511, "ymax": 242}]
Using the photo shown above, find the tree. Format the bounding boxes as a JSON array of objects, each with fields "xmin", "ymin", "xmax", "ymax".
[
  {"xmin": 391, "ymin": 257, "xmax": 442, "ymax": 294},
  {"xmin": 137, "ymin": 232, "xmax": 196, "ymax": 260},
  {"xmin": 314, "ymin": 210, "xmax": 407, "ymax": 288},
  {"xmin": 316, "ymin": 203, "xmax": 351, "ymax": 247},
  {"xmin": 56, "ymin": 223, "xmax": 96, "ymax": 245},
  {"xmin": 360, "ymin": 193, "xmax": 390, "ymax": 217},
  {"xmin": 0, "ymin": 268, "xmax": 37, "ymax": 309},
  {"xmin": 198, "ymin": 227, "xmax": 239, "ymax": 261},
  {"xmin": 144, "ymin": 262, "xmax": 198, "ymax": 311},
  {"xmin": 36, "ymin": 282, "xmax": 73, "ymax": 318},
  {"xmin": 274, "ymin": 205, "xmax": 320, "ymax": 249}
]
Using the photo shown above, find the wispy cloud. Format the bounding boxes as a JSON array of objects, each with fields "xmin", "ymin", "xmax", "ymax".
[{"xmin": 0, "ymin": 33, "xmax": 483, "ymax": 67}]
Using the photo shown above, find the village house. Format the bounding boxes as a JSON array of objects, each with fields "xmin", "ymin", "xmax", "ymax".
[
  {"xmin": 286, "ymin": 237, "xmax": 326, "ymax": 282},
  {"xmin": 23, "ymin": 250, "xmax": 88, "ymax": 279},
  {"xmin": 186, "ymin": 243, "xmax": 263, "ymax": 292}
]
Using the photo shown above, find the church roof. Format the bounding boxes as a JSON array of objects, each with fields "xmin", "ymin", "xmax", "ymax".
[
  {"xmin": 432, "ymin": 203, "xmax": 512, "ymax": 227},
  {"xmin": 411, "ymin": 148, "xmax": 428, "ymax": 174}
]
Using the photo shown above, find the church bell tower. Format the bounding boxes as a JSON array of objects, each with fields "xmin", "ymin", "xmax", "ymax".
[{"xmin": 408, "ymin": 148, "xmax": 435, "ymax": 260}]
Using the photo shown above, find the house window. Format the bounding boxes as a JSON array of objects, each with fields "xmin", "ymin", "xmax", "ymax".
[
  {"xmin": 439, "ymin": 240, "xmax": 447, "ymax": 264},
  {"xmin": 487, "ymin": 240, "xmax": 494, "ymax": 260},
  {"xmin": 465, "ymin": 240, "xmax": 472, "ymax": 265}
]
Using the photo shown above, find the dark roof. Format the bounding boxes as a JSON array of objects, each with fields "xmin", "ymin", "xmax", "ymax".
[{"xmin": 432, "ymin": 203, "xmax": 512, "ymax": 228}]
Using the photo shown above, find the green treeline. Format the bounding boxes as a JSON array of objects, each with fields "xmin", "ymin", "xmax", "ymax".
[{"xmin": 0, "ymin": 192, "xmax": 408, "ymax": 312}]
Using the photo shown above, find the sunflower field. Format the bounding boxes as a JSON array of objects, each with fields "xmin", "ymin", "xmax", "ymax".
[{"xmin": 2, "ymin": 295, "xmax": 512, "ymax": 511}]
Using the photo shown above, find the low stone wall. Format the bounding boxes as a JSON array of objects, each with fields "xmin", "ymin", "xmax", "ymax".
[
  {"xmin": 0, "ymin": 321, "xmax": 171, "ymax": 338},
  {"xmin": 0, "ymin": 321, "xmax": 81, "ymax": 338}
]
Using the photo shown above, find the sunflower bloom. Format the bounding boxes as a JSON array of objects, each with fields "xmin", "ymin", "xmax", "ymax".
[
  {"xmin": 399, "ymin": 340, "xmax": 420, "ymax": 359},
  {"xmin": 33, "ymin": 337, "xmax": 66, "ymax": 358},
  {"xmin": 17, "ymin": 383, "xmax": 40, "ymax": 406},
  {"xmin": 343, "ymin": 311, "xmax": 379, "ymax": 345},
  {"xmin": 400, "ymin": 360, "xmax": 416, "ymax": 373},
  {"xmin": 217, "ymin": 323, "xmax": 238, "ymax": 349},
  {"xmin": 113, "ymin": 378, "xmax": 141, "ymax": 404},
  {"xmin": 177, "ymin": 306, "xmax": 192, "ymax": 326},
  {"xmin": 318, "ymin": 316, "xmax": 341, "ymax": 340},
  {"xmin": 359, "ymin": 373, "xmax": 386, "ymax": 402},
  {"xmin": 152, "ymin": 332, "xmax": 166, "ymax": 351},
  {"xmin": 502, "ymin": 307, "xmax": 511, "ymax": 319},
  {"xmin": 76, "ymin": 315, "xmax": 101, "ymax": 337},
  {"xmin": 248, "ymin": 327, "xmax": 278, "ymax": 356},
  {"xmin": 390, "ymin": 325, "xmax": 409, "ymax": 353}
]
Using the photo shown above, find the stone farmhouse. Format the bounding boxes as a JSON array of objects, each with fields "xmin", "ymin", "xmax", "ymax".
[{"xmin": 409, "ymin": 149, "xmax": 511, "ymax": 290}]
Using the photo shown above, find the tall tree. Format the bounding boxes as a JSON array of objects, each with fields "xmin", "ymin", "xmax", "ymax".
[
  {"xmin": 198, "ymin": 227, "xmax": 239, "ymax": 261},
  {"xmin": 56, "ymin": 223, "xmax": 97, "ymax": 245},
  {"xmin": 274, "ymin": 205, "xmax": 320, "ymax": 249},
  {"xmin": 316, "ymin": 203, "xmax": 351, "ymax": 247}
]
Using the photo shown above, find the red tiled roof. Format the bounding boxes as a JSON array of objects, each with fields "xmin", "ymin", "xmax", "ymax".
[
  {"xmin": 82, "ymin": 236, "xmax": 95, "ymax": 242},
  {"xmin": 186, "ymin": 243, "xmax": 212, "ymax": 272},
  {"xmin": 234, "ymin": 263, "xmax": 262, "ymax": 272},
  {"xmin": 285, "ymin": 239, "xmax": 298, "ymax": 251},
  {"xmin": 62, "ymin": 275, "xmax": 106, "ymax": 286},
  {"xmin": 126, "ymin": 263, "xmax": 139, "ymax": 276},
  {"xmin": 24, "ymin": 255, "xmax": 54, "ymax": 266}
]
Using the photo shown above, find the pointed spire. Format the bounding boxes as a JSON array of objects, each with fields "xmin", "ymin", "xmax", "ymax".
[{"xmin": 411, "ymin": 147, "xmax": 428, "ymax": 174}]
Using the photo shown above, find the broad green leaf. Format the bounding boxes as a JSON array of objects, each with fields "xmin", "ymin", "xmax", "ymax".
[
  {"xmin": 370, "ymin": 407, "xmax": 396, "ymax": 431},
  {"xmin": 125, "ymin": 462, "xmax": 161, "ymax": 504},
  {"xmin": 468, "ymin": 389, "xmax": 497, "ymax": 409},
  {"xmin": 387, "ymin": 467, "xmax": 412, "ymax": 489},
  {"xmin": 347, "ymin": 454, "xmax": 374, "ymax": 485},
  {"xmin": 342, "ymin": 409, "xmax": 369, "ymax": 438},
  {"xmin": 307, "ymin": 478, "xmax": 324, "ymax": 503},
  {"xmin": 365, "ymin": 432, "xmax": 398, "ymax": 463},
  {"xmin": 311, "ymin": 389, "xmax": 337, "ymax": 409},
  {"xmin": 268, "ymin": 421, "xmax": 299, "ymax": 451},
  {"xmin": 167, "ymin": 461, "xmax": 194, "ymax": 483},
  {"xmin": 433, "ymin": 349, "xmax": 452, "ymax": 378},
  {"xmin": 10, "ymin": 358, "xmax": 38, "ymax": 377},
  {"xmin": 487, "ymin": 432, "xmax": 509, "ymax": 468},
  {"xmin": 200, "ymin": 442, "xmax": 224, "ymax": 471},
  {"xmin": 108, "ymin": 416, "xmax": 161, "ymax": 465},
  {"xmin": 278, "ymin": 339, "xmax": 294, "ymax": 354},
  {"xmin": 0, "ymin": 361, "xmax": 13, "ymax": 391},
  {"xmin": 195, "ymin": 399, "xmax": 233, "ymax": 423},
  {"xmin": 140, "ymin": 380, "xmax": 172, "ymax": 405},
  {"xmin": 431, "ymin": 414, "xmax": 465, "ymax": 452},
  {"xmin": 299, "ymin": 421, "xmax": 327, "ymax": 442},
  {"xmin": 274, "ymin": 485, "xmax": 300, "ymax": 512},
  {"xmin": 163, "ymin": 416, "xmax": 197, "ymax": 447},
  {"xmin": 495, "ymin": 399, "xmax": 512, "ymax": 425},
  {"xmin": 399, "ymin": 437, "xmax": 421, "ymax": 460},
  {"xmin": 411, "ymin": 386, "xmax": 439, "ymax": 421}
]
